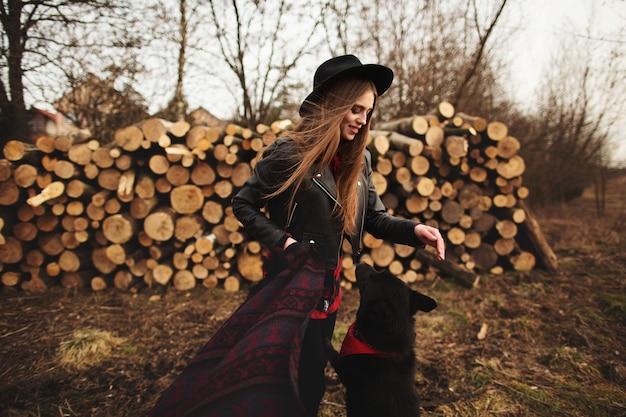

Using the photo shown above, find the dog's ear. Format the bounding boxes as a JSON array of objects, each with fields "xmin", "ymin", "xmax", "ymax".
[
  {"xmin": 355, "ymin": 262, "xmax": 377, "ymax": 291},
  {"xmin": 409, "ymin": 290, "xmax": 437, "ymax": 313},
  {"xmin": 355, "ymin": 262, "xmax": 377, "ymax": 279}
]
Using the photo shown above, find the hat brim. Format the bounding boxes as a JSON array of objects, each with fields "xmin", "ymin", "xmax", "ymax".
[{"xmin": 299, "ymin": 64, "xmax": 393, "ymax": 116}]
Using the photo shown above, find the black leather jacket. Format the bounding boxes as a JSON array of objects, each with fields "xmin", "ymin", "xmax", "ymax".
[{"xmin": 232, "ymin": 137, "xmax": 423, "ymax": 270}]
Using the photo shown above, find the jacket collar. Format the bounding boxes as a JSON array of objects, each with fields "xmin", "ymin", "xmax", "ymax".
[{"xmin": 312, "ymin": 166, "xmax": 339, "ymax": 204}]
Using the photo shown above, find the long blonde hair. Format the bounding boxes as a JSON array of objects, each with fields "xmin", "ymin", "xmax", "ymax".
[{"xmin": 265, "ymin": 78, "xmax": 377, "ymax": 235}]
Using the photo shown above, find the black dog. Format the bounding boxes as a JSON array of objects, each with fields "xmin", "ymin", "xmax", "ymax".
[{"xmin": 326, "ymin": 262, "xmax": 437, "ymax": 417}]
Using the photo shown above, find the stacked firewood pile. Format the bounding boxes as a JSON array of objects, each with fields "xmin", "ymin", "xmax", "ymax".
[{"xmin": 0, "ymin": 102, "xmax": 557, "ymax": 293}]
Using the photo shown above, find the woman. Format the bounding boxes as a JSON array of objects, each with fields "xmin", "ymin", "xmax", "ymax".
[{"xmin": 232, "ymin": 54, "xmax": 445, "ymax": 416}]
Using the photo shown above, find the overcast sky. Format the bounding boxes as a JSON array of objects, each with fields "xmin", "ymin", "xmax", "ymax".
[{"xmin": 507, "ymin": 0, "xmax": 625, "ymax": 165}]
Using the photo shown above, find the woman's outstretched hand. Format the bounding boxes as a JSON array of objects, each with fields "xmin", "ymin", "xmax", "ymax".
[{"xmin": 414, "ymin": 224, "xmax": 446, "ymax": 260}]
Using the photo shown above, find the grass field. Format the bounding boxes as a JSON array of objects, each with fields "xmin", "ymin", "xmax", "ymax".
[{"xmin": 1, "ymin": 173, "xmax": 625, "ymax": 417}]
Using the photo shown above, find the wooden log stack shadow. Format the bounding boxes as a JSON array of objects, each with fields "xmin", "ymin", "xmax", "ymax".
[{"xmin": 0, "ymin": 103, "xmax": 557, "ymax": 294}]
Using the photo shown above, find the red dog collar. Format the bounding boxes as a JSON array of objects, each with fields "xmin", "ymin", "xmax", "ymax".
[{"xmin": 338, "ymin": 322, "xmax": 399, "ymax": 359}]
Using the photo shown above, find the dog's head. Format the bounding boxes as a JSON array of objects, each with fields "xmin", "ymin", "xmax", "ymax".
[{"xmin": 353, "ymin": 262, "xmax": 437, "ymax": 351}]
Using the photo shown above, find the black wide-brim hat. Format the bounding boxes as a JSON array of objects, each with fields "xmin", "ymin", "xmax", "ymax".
[{"xmin": 299, "ymin": 54, "xmax": 394, "ymax": 116}]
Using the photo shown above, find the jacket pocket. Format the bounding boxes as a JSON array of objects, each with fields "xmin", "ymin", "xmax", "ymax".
[{"xmin": 302, "ymin": 232, "xmax": 325, "ymax": 250}]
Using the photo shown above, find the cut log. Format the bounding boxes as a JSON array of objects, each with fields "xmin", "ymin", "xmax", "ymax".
[
  {"xmin": 497, "ymin": 136, "xmax": 520, "ymax": 158},
  {"xmin": 174, "ymin": 215, "xmax": 204, "ymax": 241},
  {"xmin": 414, "ymin": 249, "xmax": 478, "ymax": 288},
  {"xmin": 143, "ymin": 210, "xmax": 175, "ymax": 242},
  {"xmin": 495, "ymin": 220, "xmax": 518, "ymax": 239},
  {"xmin": 393, "ymin": 243, "xmax": 416, "ymax": 259},
  {"xmin": 231, "ymin": 162, "xmax": 252, "ymax": 187},
  {"xmin": 113, "ymin": 270, "xmax": 134, "ymax": 290},
  {"xmin": 371, "ymin": 133, "xmax": 390, "ymax": 156},
  {"xmin": 169, "ymin": 120, "xmax": 191, "ymax": 138},
  {"xmin": 374, "ymin": 116, "xmax": 429, "ymax": 138},
  {"xmin": 455, "ymin": 112, "xmax": 488, "ymax": 132},
  {"xmin": 486, "ymin": 121, "xmax": 508, "ymax": 141},
  {"xmin": 105, "ymin": 244, "xmax": 127, "ymax": 265},
  {"xmin": 444, "ymin": 136, "xmax": 468, "ymax": 159},
  {"xmin": 516, "ymin": 200, "xmax": 559, "ymax": 274},
  {"xmin": 496, "ymin": 155, "xmax": 525, "ymax": 179},
  {"xmin": 214, "ymin": 180, "xmax": 234, "ymax": 200},
  {"xmin": 129, "ymin": 196, "xmax": 159, "ymax": 219},
  {"xmin": 236, "ymin": 250, "xmax": 264, "ymax": 282},
  {"xmin": 102, "ymin": 214, "xmax": 136, "ymax": 244},
  {"xmin": 415, "ymin": 177, "xmax": 435, "ymax": 197},
  {"xmin": 142, "ymin": 118, "xmax": 169, "ymax": 143},
  {"xmin": 117, "ymin": 169, "xmax": 136, "ymax": 202},
  {"xmin": 58, "ymin": 250, "xmax": 82, "ymax": 272},
  {"xmin": 511, "ymin": 251, "xmax": 536, "ymax": 271},
  {"xmin": 37, "ymin": 233, "xmax": 64, "ymax": 256},
  {"xmin": 472, "ymin": 244, "xmax": 498, "ymax": 272},
  {"xmin": 0, "ymin": 237, "xmax": 23, "ymax": 264},
  {"xmin": 0, "ymin": 179, "xmax": 20, "ymax": 206},
  {"xmin": 191, "ymin": 264, "xmax": 209, "ymax": 280},
  {"xmin": 149, "ymin": 154, "xmax": 170, "ymax": 175},
  {"xmin": 370, "ymin": 242, "xmax": 395, "ymax": 267},
  {"xmin": 405, "ymin": 194, "xmax": 429, "ymax": 214},
  {"xmin": 410, "ymin": 155, "xmax": 430, "ymax": 176},
  {"xmin": 152, "ymin": 263, "xmax": 174, "ymax": 286},
  {"xmin": 446, "ymin": 227, "xmax": 466, "ymax": 246},
  {"xmin": 473, "ymin": 213, "xmax": 497, "ymax": 233},
  {"xmin": 223, "ymin": 275, "xmax": 241, "ymax": 292},
  {"xmin": 170, "ymin": 185, "xmax": 204, "ymax": 214},
  {"xmin": 441, "ymin": 200, "xmax": 464, "ymax": 224},
  {"xmin": 4, "ymin": 140, "xmax": 35, "ymax": 161},
  {"xmin": 21, "ymin": 273, "xmax": 47, "ymax": 294},
  {"xmin": 92, "ymin": 147, "xmax": 115, "ymax": 168},
  {"xmin": 65, "ymin": 179, "xmax": 95, "ymax": 199},
  {"xmin": 463, "ymin": 231, "xmax": 482, "ymax": 249},
  {"xmin": 131, "ymin": 176, "xmax": 154, "ymax": 201},
  {"xmin": 27, "ymin": 181, "xmax": 65, "ymax": 207},
  {"xmin": 371, "ymin": 172, "xmax": 387, "ymax": 195},
  {"xmin": 173, "ymin": 270, "xmax": 196, "ymax": 290},
  {"xmin": 115, "ymin": 125, "xmax": 143, "ymax": 151},
  {"xmin": 190, "ymin": 162, "xmax": 216, "ymax": 186},
  {"xmin": 98, "ymin": 168, "xmax": 122, "ymax": 191},
  {"xmin": 458, "ymin": 183, "xmax": 483, "ymax": 209},
  {"xmin": 35, "ymin": 135, "xmax": 56, "ymax": 153},
  {"xmin": 425, "ymin": 126, "xmax": 444, "ymax": 147},
  {"xmin": 68, "ymin": 143, "xmax": 93, "ymax": 166},
  {"xmin": 13, "ymin": 222, "xmax": 38, "ymax": 241},
  {"xmin": 429, "ymin": 101, "xmax": 455, "ymax": 120},
  {"xmin": 494, "ymin": 238, "xmax": 515, "ymax": 256},
  {"xmin": 0, "ymin": 159, "xmax": 12, "ymax": 181},
  {"xmin": 13, "ymin": 164, "xmax": 38, "ymax": 188},
  {"xmin": 166, "ymin": 164, "xmax": 190, "ymax": 186},
  {"xmin": 2, "ymin": 271, "xmax": 21, "ymax": 287}
]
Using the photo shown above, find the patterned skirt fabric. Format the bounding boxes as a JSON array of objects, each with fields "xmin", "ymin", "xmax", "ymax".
[{"xmin": 147, "ymin": 243, "xmax": 326, "ymax": 417}]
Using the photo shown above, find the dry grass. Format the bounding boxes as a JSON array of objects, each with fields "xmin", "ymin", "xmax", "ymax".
[
  {"xmin": 57, "ymin": 329, "xmax": 126, "ymax": 370},
  {"xmin": 1, "ymin": 173, "xmax": 625, "ymax": 417}
]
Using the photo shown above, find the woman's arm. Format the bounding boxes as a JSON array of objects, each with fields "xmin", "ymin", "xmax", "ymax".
[
  {"xmin": 414, "ymin": 223, "xmax": 445, "ymax": 260},
  {"xmin": 232, "ymin": 141, "xmax": 292, "ymax": 251},
  {"xmin": 362, "ymin": 150, "xmax": 445, "ymax": 260}
]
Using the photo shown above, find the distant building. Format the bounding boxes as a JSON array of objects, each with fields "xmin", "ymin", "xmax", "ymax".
[
  {"xmin": 189, "ymin": 107, "xmax": 227, "ymax": 129},
  {"xmin": 27, "ymin": 107, "xmax": 78, "ymax": 143},
  {"xmin": 54, "ymin": 73, "xmax": 148, "ymax": 143}
]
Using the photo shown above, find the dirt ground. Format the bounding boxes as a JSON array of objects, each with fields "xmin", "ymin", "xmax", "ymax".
[{"xmin": 1, "ymin": 173, "xmax": 625, "ymax": 417}]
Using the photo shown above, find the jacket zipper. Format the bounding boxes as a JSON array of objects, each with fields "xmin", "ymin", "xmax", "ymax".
[
  {"xmin": 286, "ymin": 202, "xmax": 298, "ymax": 227},
  {"xmin": 312, "ymin": 177, "xmax": 341, "ymax": 207},
  {"xmin": 312, "ymin": 175, "xmax": 343, "ymax": 269}
]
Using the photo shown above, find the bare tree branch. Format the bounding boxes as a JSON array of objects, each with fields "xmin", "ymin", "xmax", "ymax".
[{"xmin": 454, "ymin": 0, "xmax": 508, "ymax": 103}]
